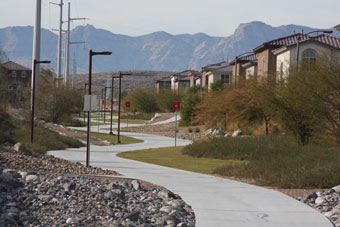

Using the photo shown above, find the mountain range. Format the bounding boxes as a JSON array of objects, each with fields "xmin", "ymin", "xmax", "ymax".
[{"xmin": 0, "ymin": 21, "xmax": 339, "ymax": 72}]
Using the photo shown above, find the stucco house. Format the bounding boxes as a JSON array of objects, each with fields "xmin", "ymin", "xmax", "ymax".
[
  {"xmin": 272, "ymin": 33, "xmax": 340, "ymax": 80},
  {"xmin": 230, "ymin": 54, "xmax": 257, "ymax": 84},
  {"xmin": 171, "ymin": 70, "xmax": 198, "ymax": 92},
  {"xmin": 155, "ymin": 77, "xmax": 171, "ymax": 93},
  {"xmin": 200, "ymin": 61, "xmax": 233, "ymax": 90}
]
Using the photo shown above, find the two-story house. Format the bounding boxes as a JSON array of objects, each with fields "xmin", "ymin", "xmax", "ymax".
[{"xmin": 1, "ymin": 61, "xmax": 32, "ymax": 88}]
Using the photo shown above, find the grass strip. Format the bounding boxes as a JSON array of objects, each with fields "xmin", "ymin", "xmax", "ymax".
[
  {"xmin": 183, "ymin": 135, "xmax": 340, "ymax": 188},
  {"xmin": 117, "ymin": 146, "xmax": 245, "ymax": 174},
  {"xmin": 12, "ymin": 120, "xmax": 83, "ymax": 154},
  {"xmin": 75, "ymin": 130, "xmax": 143, "ymax": 145}
]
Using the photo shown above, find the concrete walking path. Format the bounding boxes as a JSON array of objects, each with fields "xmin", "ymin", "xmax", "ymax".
[{"xmin": 48, "ymin": 130, "xmax": 332, "ymax": 227}]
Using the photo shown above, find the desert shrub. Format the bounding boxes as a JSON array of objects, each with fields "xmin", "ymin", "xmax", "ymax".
[
  {"xmin": 35, "ymin": 68, "xmax": 83, "ymax": 124},
  {"xmin": 180, "ymin": 86, "xmax": 202, "ymax": 126},
  {"xmin": 155, "ymin": 89, "xmax": 183, "ymax": 112},
  {"xmin": 183, "ymin": 135, "xmax": 340, "ymax": 188},
  {"xmin": 123, "ymin": 89, "xmax": 160, "ymax": 113}
]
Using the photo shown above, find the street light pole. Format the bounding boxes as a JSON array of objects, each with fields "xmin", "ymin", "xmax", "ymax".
[
  {"xmin": 116, "ymin": 72, "xmax": 132, "ymax": 144},
  {"xmin": 86, "ymin": 49, "xmax": 112, "ymax": 168},
  {"xmin": 30, "ymin": 59, "xmax": 51, "ymax": 144},
  {"xmin": 109, "ymin": 76, "xmax": 116, "ymax": 135}
]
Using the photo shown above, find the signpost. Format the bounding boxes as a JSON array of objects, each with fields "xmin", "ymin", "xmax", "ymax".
[
  {"xmin": 172, "ymin": 101, "xmax": 181, "ymax": 147},
  {"xmin": 125, "ymin": 101, "xmax": 130, "ymax": 128}
]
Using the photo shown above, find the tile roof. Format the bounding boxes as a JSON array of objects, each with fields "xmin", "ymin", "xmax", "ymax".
[
  {"xmin": 172, "ymin": 70, "xmax": 201, "ymax": 78},
  {"xmin": 254, "ymin": 33, "xmax": 340, "ymax": 53},
  {"xmin": 201, "ymin": 61, "xmax": 229, "ymax": 71},
  {"xmin": 156, "ymin": 77, "xmax": 171, "ymax": 83},
  {"xmin": 2, "ymin": 61, "xmax": 31, "ymax": 71},
  {"xmin": 229, "ymin": 53, "xmax": 257, "ymax": 65}
]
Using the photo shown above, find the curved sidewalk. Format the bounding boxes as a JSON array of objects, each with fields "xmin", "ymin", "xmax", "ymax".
[{"xmin": 48, "ymin": 132, "xmax": 332, "ymax": 227}]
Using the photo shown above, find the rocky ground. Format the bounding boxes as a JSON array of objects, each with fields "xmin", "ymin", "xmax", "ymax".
[
  {"xmin": 0, "ymin": 144, "xmax": 195, "ymax": 226},
  {"xmin": 298, "ymin": 187, "xmax": 340, "ymax": 226}
]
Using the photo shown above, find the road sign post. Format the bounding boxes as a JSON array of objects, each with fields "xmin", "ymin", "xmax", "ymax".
[
  {"xmin": 125, "ymin": 101, "xmax": 130, "ymax": 128},
  {"xmin": 172, "ymin": 101, "xmax": 181, "ymax": 147}
]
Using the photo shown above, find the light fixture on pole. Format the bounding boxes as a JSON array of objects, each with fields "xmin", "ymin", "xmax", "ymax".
[
  {"xmin": 86, "ymin": 50, "xmax": 112, "ymax": 168},
  {"xmin": 30, "ymin": 59, "xmax": 51, "ymax": 144},
  {"xmin": 296, "ymin": 29, "xmax": 333, "ymax": 70}
]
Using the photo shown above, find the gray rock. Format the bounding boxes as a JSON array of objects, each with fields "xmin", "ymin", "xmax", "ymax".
[
  {"xmin": 66, "ymin": 217, "xmax": 79, "ymax": 225},
  {"xmin": 131, "ymin": 180, "xmax": 141, "ymax": 190},
  {"xmin": 25, "ymin": 175, "xmax": 39, "ymax": 182},
  {"xmin": 13, "ymin": 142, "xmax": 23, "ymax": 152},
  {"xmin": 332, "ymin": 185, "xmax": 340, "ymax": 193},
  {"xmin": 124, "ymin": 211, "xmax": 139, "ymax": 222},
  {"xmin": 232, "ymin": 129, "xmax": 242, "ymax": 137}
]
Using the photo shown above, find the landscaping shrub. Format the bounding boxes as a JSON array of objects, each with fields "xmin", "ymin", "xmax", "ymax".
[
  {"xmin": 180, "ymin": 86, "xmax": 202, "ymax": 126},
  {"xmin": 183, "ymin": 135, "xmax": 340, "ymax": 188}
]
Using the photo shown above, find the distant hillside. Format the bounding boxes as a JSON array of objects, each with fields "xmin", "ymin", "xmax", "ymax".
[
  {"xmin": 1, "ymin": 21, "xmax": 339, "ymax": 72},
  {"xmin": 74, "ymin": 71, "xmax": 173, "ymax": 95}
]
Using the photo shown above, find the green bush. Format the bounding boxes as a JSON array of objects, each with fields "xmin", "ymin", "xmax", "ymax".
[
  {"xmin": 0, "ymin": 107, "xmax": 15, "ymax": 144},
  {"xmin": 123, "ymin": 89, "xmax": 160, "ymax": 113},
  {"xmin": 180, "ymin": 86, "xmax": 202, "ymax": 126},
  {"xmin": 183, "ymin": 135, "xmax": 340, "ymax": 188}
]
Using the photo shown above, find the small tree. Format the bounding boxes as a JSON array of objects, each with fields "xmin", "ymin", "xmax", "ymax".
[
  {"xmin": 123, "ymin": 88, "xmax": 160, "ymax": 113},
  {"xmin": 180, "ymin": 86, "xmax": 202, "ymax": 126}
]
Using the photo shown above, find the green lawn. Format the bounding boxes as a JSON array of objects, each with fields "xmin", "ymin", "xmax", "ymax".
[
  {"xmin": 75, "ymin": 130, "xmax": 143, "ymax": 145},
  {"xmin": 117, "ymin": 146, "xmax": 245, "ymax": 174}
]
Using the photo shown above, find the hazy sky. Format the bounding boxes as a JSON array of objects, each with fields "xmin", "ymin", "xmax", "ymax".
[{"xmin": 1, "ymin": 0, "xmax": 340, "ymax": 37}]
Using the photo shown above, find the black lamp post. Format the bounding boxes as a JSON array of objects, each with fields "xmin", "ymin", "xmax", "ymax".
[
  {"xmin": 296, "ymin": 30, "xmax": 333, "ymax": 70},
  {"xmin": 234, "ymin": 52, "xmax": 253, "ymax": 84},
  {"xmin": 109, "ymin": 75, "xmax": 119, "ymax": 135},
  {"xmin": 116, "ymin": 72, "xmax": 132, "ymax": 144},
  {"xmin": 30, "ymin": 59, "xmax": 51, "ymax": 144},
  {"xmin": 86, "ymin": 49, "xmax": 112, "ymax": 168}
]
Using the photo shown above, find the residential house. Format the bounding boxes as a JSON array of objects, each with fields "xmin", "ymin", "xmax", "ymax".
[
  {"xmin": 1, "ymin": 61, "xmax": 32, "ymax": 88},
  {"xmin": 230, "ymin": 54, "xmax": 257, "ymax": 84},
  {"xmin": 155, "ymin": 77, "xmax": 171, "ymax": 93},
  {"xmin": 200, "ymin": 61, "xmax": 233, "ymax": 90},
  {"xmin": 170, "ymin": 70, "xmax": 197, "ymax": 92},
  {"xmin": 272, "ymin": 33, "xmax": 340, "ymax": 80}
]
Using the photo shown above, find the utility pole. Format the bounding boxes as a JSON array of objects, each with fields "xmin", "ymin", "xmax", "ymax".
[
  {"xmin": 64, "ymin": 2, "xmax": 87, "ymax": 85},
  {"xmin": 50, "ymin": 0, "xmax": 64, "ymax": 81},
  {"xmin": 32, "ymin": 0, "xmax": 41, "ymax": 92}
]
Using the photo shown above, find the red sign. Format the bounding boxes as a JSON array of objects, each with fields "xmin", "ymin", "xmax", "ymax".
[
  {"xmin": 112, "ymin": 101, "xmax": 115, "ymax": 105},
  {"xmin": 125, "ymin": 101, "xmax": 131, "ymax": 108},
  {"xmin": 102, "ymin": 99, "xmax": 105, "ymax": 105},
  {"xmin": 172, "ymin": 101, "xmax": 181, "ymax": 111}
]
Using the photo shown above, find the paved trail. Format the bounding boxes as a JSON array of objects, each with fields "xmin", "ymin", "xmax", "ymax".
[{"xmin": 48, "ymin": 129, "xmax": 332, "ymax": 227}]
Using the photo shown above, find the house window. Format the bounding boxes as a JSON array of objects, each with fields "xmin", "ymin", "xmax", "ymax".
[
  {"xmin": 21, "ymin": 71, "xmax": 26, "ymax": 78},
  {"xmin": 302, "ymin": 49, "xmax": 316, "ymax": 61},
  {"xmin": 221, "ymin": 74, "xmax": 230, "ymax": 84},
  {"xmin": 11, "ymin": 71, "xmax": 17, "ymax": 77}
]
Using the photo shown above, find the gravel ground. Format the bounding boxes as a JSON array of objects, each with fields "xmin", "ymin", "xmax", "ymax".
[{"xmin": 0, "ymin": 143, "xmax": 195, "ymax": 227}]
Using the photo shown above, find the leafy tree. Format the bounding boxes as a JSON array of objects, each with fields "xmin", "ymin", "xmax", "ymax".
[
  {"xmin": 156, "ymin": 89, "xmax": 183, "ymax": 112},
  {"xmin": 35, "ymin": 68, "xmax": 83, "ymax": 123},
  {"xmin": 123, "ymin": 88, "xmax": 160, "ymax": 113},
  {"xmin": 255, "ymin": 73, "xmax": 323, "ymax": 145},
  {"xmin": 180, "ymin": 86, "xmax": 202, "ymax": 126}
]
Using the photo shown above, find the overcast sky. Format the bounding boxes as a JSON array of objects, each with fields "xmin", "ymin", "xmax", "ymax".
[{"xmin": 1, "ymin": 0, "xmax": 340, "ymax": 37}]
